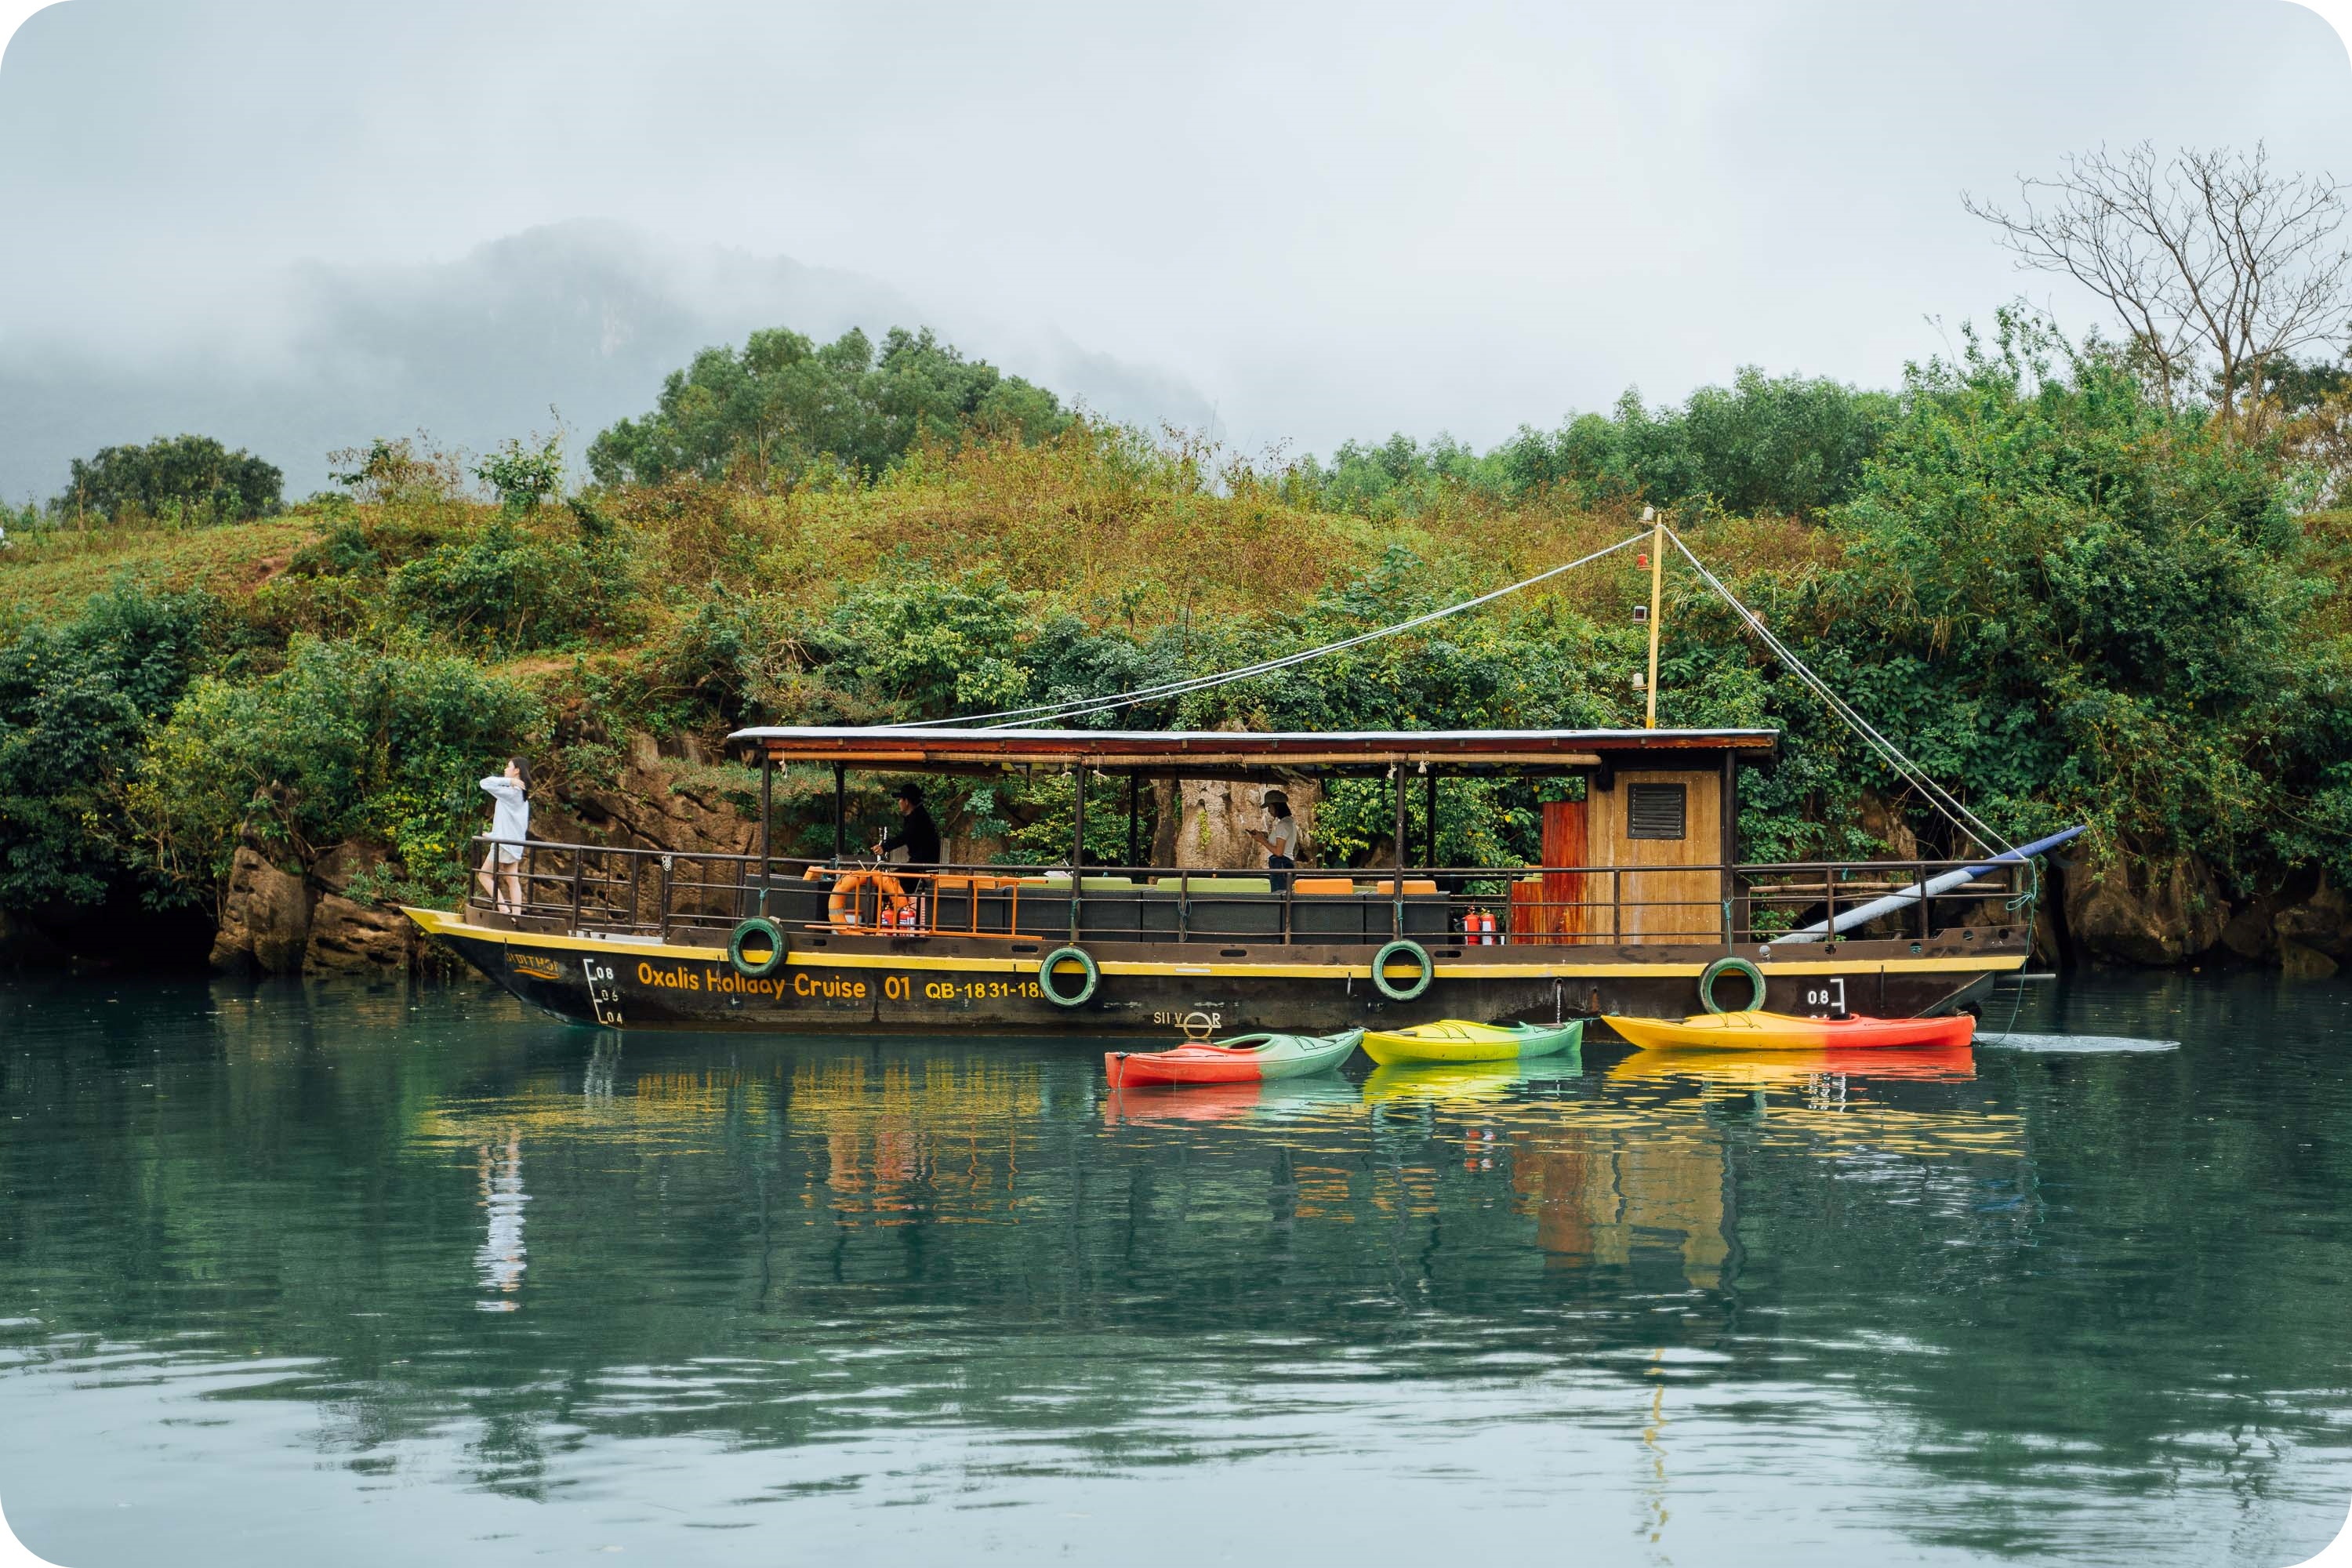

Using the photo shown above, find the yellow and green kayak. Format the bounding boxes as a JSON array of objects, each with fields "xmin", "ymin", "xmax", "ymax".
[{"xmin": 1360, "ymin": 1018, "xmax": 1584, "ymax": 1066}]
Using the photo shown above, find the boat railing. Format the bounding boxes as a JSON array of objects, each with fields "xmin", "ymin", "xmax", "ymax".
[{"xmin": 461, "ymin": 836, "xmax": 2029, "ymax": 949}]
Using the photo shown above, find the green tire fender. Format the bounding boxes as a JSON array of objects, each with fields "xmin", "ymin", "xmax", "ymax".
[
  {"xmin": 728, "ymin": 917, "xmax": 786, "ymax": 979},
  {"xmin": 1039, "ymin": 946, "xmax": 1100, "ymax": 1007},
  {"xmin": 1699, "ymin": 955, "xmax": 1766, "ymax": 1014},
  {"xmin": 1371, "ymin": 938, "xmax": 1435, "ymax": 1002}
]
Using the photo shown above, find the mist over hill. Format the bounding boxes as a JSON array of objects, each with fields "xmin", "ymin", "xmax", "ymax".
[{"xmin": 0, "ymin": 220, "xmax": 1217, "ymax": 500}]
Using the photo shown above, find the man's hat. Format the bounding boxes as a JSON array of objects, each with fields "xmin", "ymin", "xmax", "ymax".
[{"xmin": 1262, "ymin": 789, "xmax": 1289, "ymax": 807}]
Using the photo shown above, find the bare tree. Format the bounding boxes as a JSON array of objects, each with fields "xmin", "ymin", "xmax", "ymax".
[{"xmin": 1965, "ymin": 143, "xmax": 2352, "ymax": 424}]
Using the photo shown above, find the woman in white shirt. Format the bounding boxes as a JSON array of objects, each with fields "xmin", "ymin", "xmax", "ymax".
[
  {"xmin": 477, "ymin": 757, "xmax": 532, "ymax": 913},
  {"xmin": 1245, "ymin": 789, "xmax": 1302, "ymax": 890}
]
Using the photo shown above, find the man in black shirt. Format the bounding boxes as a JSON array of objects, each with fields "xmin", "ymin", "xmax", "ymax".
[{"xmin": 876, "ymin": 783, "xmax": 942, "ymax": 866}]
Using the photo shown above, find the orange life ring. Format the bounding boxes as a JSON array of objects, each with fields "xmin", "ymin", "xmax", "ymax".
[{"xmin": 826, "ymin": 870, "xmax": 906, "ymax": 929}]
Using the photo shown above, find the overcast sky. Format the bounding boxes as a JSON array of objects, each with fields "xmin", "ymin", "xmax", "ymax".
[{"xmin": 1, "ymin": 0, "xmax": 2349, "ymax": 494}]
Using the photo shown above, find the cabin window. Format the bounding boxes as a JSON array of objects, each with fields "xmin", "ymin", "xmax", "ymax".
[{"xmin": 1627, "ymin": 782, "xmax": 1686, "ymax": 840}]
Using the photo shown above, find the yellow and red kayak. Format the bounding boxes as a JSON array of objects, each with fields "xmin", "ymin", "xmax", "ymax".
[{"xmin": 1602, "ymin": 1010, "xmax": 1975, "ymax": 1051}]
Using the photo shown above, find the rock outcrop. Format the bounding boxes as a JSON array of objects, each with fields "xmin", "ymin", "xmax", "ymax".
[
  {"xmin": 194, "ymin": 732, "xmax": 2352, "ymax": 980},
  {"xmin": 2272, "ymin": 876, "xmax": 2352, "ymax": 963},
  {"xmin": 303, "ymin": 895, "xmax": 416, "ymax": 973},
  {"xmin": 1173, "ymin": 777, "xmax": 1322, "ymax": 871},
  {"xmin": 0, "ymin": 908, "xmax": 67, "ymax": 967},
  {"xmin": 209, "ymin": 847, "xmax": 315, "ymax": 973},
  {"xmin": 1856, "ymin": 793, "xmax": 1922, "ymax": 862},
  {"xmin": 203, "ymin": 735, "xmax": 775, "ymax": 976},
  {"xmin": 2059, "ymin": 851, "xmax": 2228, "ymax": 967},
  {"xmin": 564, "ymin": 734, "xmax": 760, "ymax": 858},
  {"xmin": 2279, "ymin": 942, "xmax": 2339, "ymax": 980},
  {"xmin": 2210, "ymin": 871, "xmax": 2352, "ymax": 976}
]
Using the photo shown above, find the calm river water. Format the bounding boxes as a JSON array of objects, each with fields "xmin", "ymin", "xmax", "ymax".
[{"xmin": 2, "ymin": 971, "xmax": 2348, "ymax": 1566}]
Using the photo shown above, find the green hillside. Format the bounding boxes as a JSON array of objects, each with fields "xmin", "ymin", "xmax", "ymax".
[{"xmin": 4, "ymin": 310, "xmax": 2349, "ymax": 965}]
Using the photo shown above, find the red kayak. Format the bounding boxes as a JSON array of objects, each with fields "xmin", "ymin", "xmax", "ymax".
[
  {"xmin": 1104, "ymin": 1029, "xmax": 1363, "ymax": 1087},
  {"xmin": 1603, "ymin": 1010, "xmax": 1976, "ymax": 1051}
]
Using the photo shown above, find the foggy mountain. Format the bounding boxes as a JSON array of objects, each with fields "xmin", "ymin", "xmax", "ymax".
[{"xmin": 0, "ymin": 220, "xmax": 1218, "ymax": 501}]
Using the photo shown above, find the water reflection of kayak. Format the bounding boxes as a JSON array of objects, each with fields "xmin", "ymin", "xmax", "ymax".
[
  {"xmin": 1608, "ymin": 1042, "xmax": 1976, "ymax": 1084},
  {"xmin": 1101, "ymin": 1077, "xmax": 1363, "ymax": 1126},
  {"xmin": 1602, "ymin": 1011, "xmax": 1975, "ymax": 1051},
  {"xmin": 1359, "ymin": 1054, "xmax": 1582, "ymax": 1105}
]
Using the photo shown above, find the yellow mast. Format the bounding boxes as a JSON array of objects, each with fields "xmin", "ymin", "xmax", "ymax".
[{"xmin": 1643, "ymin": 505, "xmax": 1664, "ymax": 729}]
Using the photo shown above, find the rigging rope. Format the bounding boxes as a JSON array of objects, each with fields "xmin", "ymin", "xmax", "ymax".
[
  {"xmin": 882, "ymin": 520, "xmax": 2017, "ymax": 863},
  {"xmin": 903, "ymin": 529, "xmax": 1653, "ymax": 729},
  {"xmin": 1661, "ymin": 525, "xmax": 2016, "ymax": 858}
]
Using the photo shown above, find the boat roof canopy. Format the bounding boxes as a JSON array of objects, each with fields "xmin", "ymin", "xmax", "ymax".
[{"xmin": 726, "ymin": 725, "xmax": 1778, "ymax": 778}]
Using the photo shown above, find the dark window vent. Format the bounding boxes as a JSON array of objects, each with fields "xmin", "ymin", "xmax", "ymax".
[{"xmin": 1627, "ymin": 782, "xmax": 1687, "ymax": 840}]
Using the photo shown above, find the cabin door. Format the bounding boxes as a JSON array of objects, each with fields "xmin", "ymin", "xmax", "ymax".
[{"xmin": 1537, "ymin": 799, "xmax": 1588, "ymax": 942}]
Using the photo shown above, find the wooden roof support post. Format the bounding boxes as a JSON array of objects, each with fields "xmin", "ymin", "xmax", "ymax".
[
  {"xmin": 831, "ymin": 763, "xmax": 846, "ymax": 866},
  {"xmin": 757, "ymin": 757, "xmax": 774, "ymax": 913},
  {"xmin": 1720, "ymin": 749, "xmax": 1737, "ymax": 948},
  {"xmin": 1424, "ymin": 765, "xmax": 1437, "ymax": 867},
  {"xmin": 1392, "ymin": 761, "xmax": 1407, "ymax": 938},
  {"xmin": 1070, "ymin": 769, "xmax": 1085, "ymax": 941},
  {"xmin": 1127, "ymin": 769, "xmax": 1140, "ymax": 870}
]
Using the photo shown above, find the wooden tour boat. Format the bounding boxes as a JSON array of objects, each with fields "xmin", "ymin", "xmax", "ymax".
[{"xmin": 405, "ymin": 723, "xmax": 2046, "ymax": 1039}]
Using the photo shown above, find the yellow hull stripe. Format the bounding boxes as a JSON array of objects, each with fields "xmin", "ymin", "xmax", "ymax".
[{"xmin": 404, "ymin": 907, "xmax": 2023, "ymax": 982}]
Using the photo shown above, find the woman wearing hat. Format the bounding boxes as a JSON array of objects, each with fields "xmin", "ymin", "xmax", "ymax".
[{"xmin": 1244, "ymin": 789, "xmax": 1301, "ymax": 889}]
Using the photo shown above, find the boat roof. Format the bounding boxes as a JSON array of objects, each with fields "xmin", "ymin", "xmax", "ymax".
[{"xmin": 727, "ymin": 725, "xmax": 1778, "ymax": 777}]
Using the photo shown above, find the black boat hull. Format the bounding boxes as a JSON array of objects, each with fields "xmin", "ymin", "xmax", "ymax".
[{"xmin": 408, "ymin": 908, "xmax": 2020, "ymax": 1037}]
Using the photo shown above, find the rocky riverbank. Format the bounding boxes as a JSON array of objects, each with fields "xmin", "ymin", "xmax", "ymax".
[{"xmin": 166, "ymin": 743, "xmax": 2352, "ymax": 982}]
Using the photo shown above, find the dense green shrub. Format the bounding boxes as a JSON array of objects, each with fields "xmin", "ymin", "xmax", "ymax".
[
  {"xmin": 1301, "ymin": 368, "xmax": 1896, "ymax": 520},
  {"xmin": 1642, "ymin": 314, "xmax": 2325, "ymax": 877},
  {"xmin": 387, "ymin": 517, "xmax": 641, "ymax": 653},
  {"xmin": 0, "ymin": 585, "xmax": 216, "ymax": 906},
  {"xmin": 56, "ymin": 434, "xmax": 282, "ymax": 524},
  {"xmin": 588, "ymin": 325, "xmax": 1067, "ymax": 488},
  {"xmin": 131, "ymin": 637, "xmax": 543, "ymax": 897}
]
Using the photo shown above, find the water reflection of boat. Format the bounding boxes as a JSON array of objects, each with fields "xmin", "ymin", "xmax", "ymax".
[
  {"xmin": 474, "ymin": 1132, "xmax": 528, "ymax": 1309},
  {"xmin": 1608, "ymin": 1043, "xmax": 1976, "ymax": 1085}
]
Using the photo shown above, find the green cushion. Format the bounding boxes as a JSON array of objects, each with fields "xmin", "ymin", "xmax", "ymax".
[{"xmin": 1152, "ymin": 876, "xmax": 1275, "ymax": 894}]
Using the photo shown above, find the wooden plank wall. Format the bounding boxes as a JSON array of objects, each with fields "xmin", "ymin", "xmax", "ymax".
[{"xmin": 1587, "ymin": 768, "xmax": 1723, "ymax": 942}]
